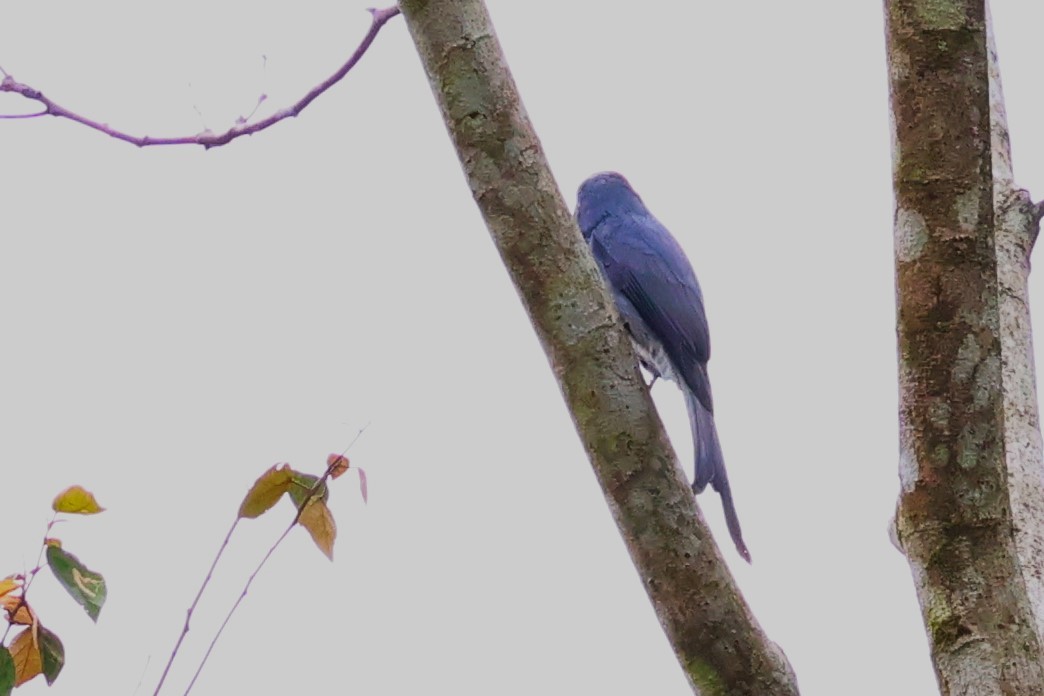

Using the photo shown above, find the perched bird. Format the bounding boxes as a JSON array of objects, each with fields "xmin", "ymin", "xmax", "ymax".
[{"xmin": 575, "ymin": 172, "xmax": 750, "ymax": 563}]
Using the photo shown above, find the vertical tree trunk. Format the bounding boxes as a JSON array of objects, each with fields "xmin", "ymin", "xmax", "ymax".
[
  {"xmin": 397, "ymin": 1, "xmax": 798, "ymax": 693},
  {"xmin": 885, "ymin": 1, "xmax": 1044, "ymax": 692},
  {"xmin": 987, "ymin": 8, "xmax": 1044, "ymax": 645}
]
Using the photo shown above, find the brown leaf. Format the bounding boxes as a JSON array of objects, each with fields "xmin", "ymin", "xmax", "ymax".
[
  {"xmin": 9, "ymin": 627, "xmax": 41, "ymax": 686},
  {"xmin": 1, "ymin": 594, "xmax": 35, "ymax": 627},
  {"xmin": 327, "ymin": 453, "xmax": 350, "ymax": 479},
  {"xmin": 298, "ymin": 499, "xmax": 336, "ymax": 561},
  {"xmin": 238, "ymin": 464, "xmax": 293, "ymax": 519}
]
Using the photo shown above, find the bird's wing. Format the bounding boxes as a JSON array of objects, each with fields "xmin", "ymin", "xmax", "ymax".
[{"xmin": 590, "ymin": 214, "xmax": 714, "ymax": 412}]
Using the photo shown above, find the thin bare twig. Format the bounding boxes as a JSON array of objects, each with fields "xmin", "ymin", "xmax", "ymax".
[
  {"xmin": 1, "ymin": 512, "xmax": 58, "ymax": 644},
  {"xmin": 0, "ymin": 110, "xmax": 46, "ymax": 119},
  {"xmin": 183, "ymin": 427, "xmax": 368, "ymax": 695},
  {"xmin": 168, "ymin": 425, "xmax": 369, "ymax": 695},
  {"xmin": 151, "ymin": 518, "xmax": 241, "ymax": 696},
  {"xmin": 0, "ymin": 6, "xmax": 400, "ymax": 148},
  {"xmin": 181, "ymin": 521, "xmax": 294, "ymax": 696},
  {"xmin": 133, "ymin": 655, "xmax": 152, "ymax": 696}
]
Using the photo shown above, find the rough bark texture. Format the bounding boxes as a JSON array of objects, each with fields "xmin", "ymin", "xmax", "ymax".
[
  {"xmin": 987, "ymin": 7, "xmax": 1044, "ymax": 644},
  {"xmin": 886, "ymin": 0, "xmax": 1044, "ymax": 692},
  {"xmin": 397, "ymin": 1, "xmax": 798, "ymax": 693}
]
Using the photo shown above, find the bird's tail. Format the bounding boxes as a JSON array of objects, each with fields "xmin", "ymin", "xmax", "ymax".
[{"xmin": 686, "ymin": 392, "xmax": 751, "ymax": 563}]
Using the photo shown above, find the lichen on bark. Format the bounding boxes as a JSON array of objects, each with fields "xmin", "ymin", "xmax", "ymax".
[{"xmin": 886, "ymin": 0, "xmax": 1044, "ymax": 692}]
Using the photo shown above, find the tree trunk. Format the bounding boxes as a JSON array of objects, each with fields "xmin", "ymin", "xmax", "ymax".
[
  {"xmin": 885, "ymin": 0, "xmax": 1044, "ymax": 692},
  {"xmin": 397, "ymin": 1, "xmax": 798, "ymax": 693}
]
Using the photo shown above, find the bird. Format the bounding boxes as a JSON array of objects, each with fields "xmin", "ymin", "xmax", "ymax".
[{"xmin": 575, "ymin": 171, "xmax": 750, "ymax": 563}]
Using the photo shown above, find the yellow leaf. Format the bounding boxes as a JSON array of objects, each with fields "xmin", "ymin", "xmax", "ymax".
[
  {"xmin": 51, "ymin": 486, "xmax": 105, "ymax": 514},
  {"xmin": 239, "ymin": 464, "xmax": 294, "ymax": 519},
  {"xmin": 298, "ymin": 499, "xmax": 336, "ymax": 561},
  {"xmin": 326, "ymin": 453, "xmax": 350, "ymax": 479},
  {"xmin": 0, "ymin": 575, "xmax": 20, "ymax": 598},
  {"xmin": 10, "ymin": 627, "xmax": 41, "ymax": 686}
]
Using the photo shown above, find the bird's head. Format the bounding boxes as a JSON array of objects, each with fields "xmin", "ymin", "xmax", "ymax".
[{"xmin": 575, "ymin": 171, "xmax": 645, "ymax": 239}]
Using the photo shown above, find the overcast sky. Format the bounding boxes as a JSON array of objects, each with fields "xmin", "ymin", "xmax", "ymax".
[{"xmin": 3, "ymin": 2, "xmax": 1044, "ymax": 695}]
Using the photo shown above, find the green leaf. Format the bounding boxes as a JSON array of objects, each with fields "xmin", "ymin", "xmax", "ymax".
[
  {"xmin": 288, "ymin": 471, "xmax": 328, "ymax": 510},
  {"xmin": 46, "ymin": 546, "xmax": 107, "ymax": 622},
  {"xmin": 38, "ymin": 627, "xmax": 64, "ymax": 685},
  {"xmin": 0, "ymin": 646, "xmax": 14, "ymax": 696}
]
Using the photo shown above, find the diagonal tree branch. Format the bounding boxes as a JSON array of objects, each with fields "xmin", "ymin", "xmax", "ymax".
[
  {"xmin": 396, "ymin": 1, "xmax": 798, "ymax": 694},
  {"xmin": 0, "ymin": 6, "xmax": 400, "ymax": 148}
]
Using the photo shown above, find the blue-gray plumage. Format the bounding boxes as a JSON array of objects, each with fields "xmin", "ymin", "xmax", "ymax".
[{"xmin": 575, "ymin": 172, "xmax": 750, "ymax": 563}]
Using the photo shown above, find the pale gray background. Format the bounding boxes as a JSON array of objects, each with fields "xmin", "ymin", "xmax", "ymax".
[{"xmin": 2, "ymin": 2, "xmax": 1043, "ymax": 694}]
